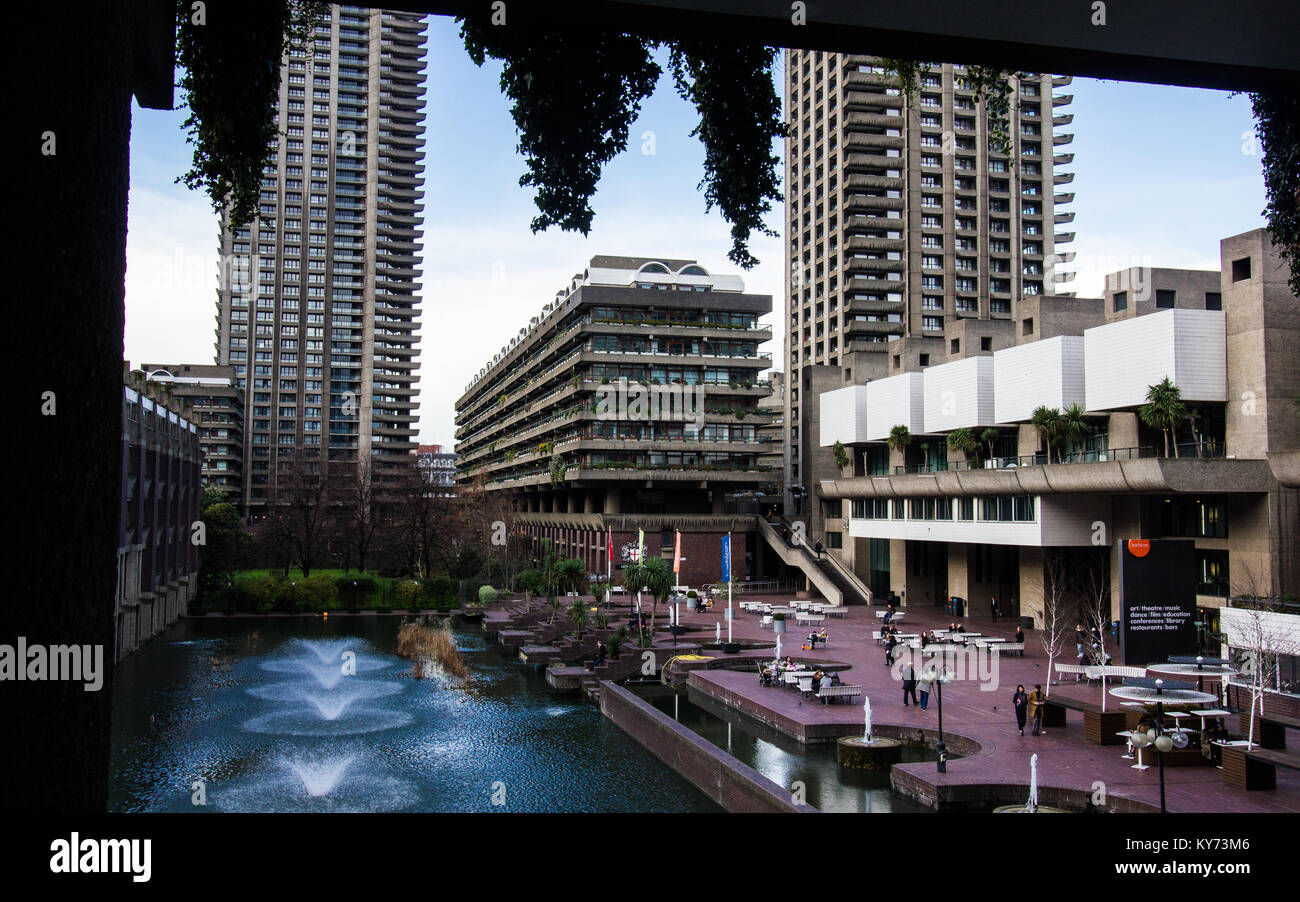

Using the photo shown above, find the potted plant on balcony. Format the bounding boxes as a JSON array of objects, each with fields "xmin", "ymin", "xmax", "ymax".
[
  {"xmin": 832, "ymin": 439, "xmax": 851, "ymax": 476},
  {"xmin": 887, "ymin": 424, "xmax": 912, "ymax": 469}
]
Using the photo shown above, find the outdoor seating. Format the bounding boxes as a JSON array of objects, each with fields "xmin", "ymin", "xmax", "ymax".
[{"xmin": 817, "ymin": 684, "xmax": 862, "ymax": 705}]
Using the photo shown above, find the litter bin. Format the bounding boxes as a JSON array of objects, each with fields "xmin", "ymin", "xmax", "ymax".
[{"xmin": 1019, "ymin": 615, "xmax": 1035, "ymax": 630}]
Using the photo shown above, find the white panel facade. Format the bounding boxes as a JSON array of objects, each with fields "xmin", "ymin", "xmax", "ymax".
[
  {"xmin": 818, "ymin": 384, "xmax": 869, "ymax": 446},
  {"xmin": 924, "ymin": 355, "xmax": 995, "ymax": 433},
  {"xmin": 846, "ymin": 495, "xmax": 1100, "ymax": 547},
  {"xmin": 1084, "ymin": 309, "xmax": 1226, "ymax": 411},
  {"xmin": 994, "ymin": 335, "xmax": 1085, "ymax": 424},
  {"xmin": 864, "ymin": 372, "xmax": 925, "ymax": 440}
]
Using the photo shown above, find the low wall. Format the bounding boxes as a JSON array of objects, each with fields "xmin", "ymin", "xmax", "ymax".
[{"xmin": 599, "ymin": 681, "xmax": 817, "ymax": 813}]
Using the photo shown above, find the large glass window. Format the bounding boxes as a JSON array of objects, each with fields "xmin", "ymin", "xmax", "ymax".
[{"xmin": 1196, "ymin": 549, "xmax": 1229, "ymax": 597}]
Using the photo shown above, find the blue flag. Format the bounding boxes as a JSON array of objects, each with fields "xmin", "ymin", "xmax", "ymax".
[{"xmin": 720, "ymin": 534, "xmax": 731, "ymax": 583}]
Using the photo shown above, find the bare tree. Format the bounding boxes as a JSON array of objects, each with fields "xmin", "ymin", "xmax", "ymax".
[
  {"xmin": 1038, "ymin": 548, "xmax": 1072, "ymax": 697},
  {"xmin": 266, "ymin": 448, "xmax": 331, "ymax": 577},
  {"xmin": 1078, "ymin": 546, "xmax": 1113, "ymax": 709},
  {"xmin": 336, "ymin": 456, "xmax": 379, "ymax": 573},
  {"xmin": 1222, "ymin": 587, "xmax": 1300, "ymax": 749}
]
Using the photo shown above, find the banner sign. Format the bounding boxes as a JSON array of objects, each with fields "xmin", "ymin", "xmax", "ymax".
[
  {"xmin": 1117, "ymin": 538, "xmax": 1198, "ymax": 666},
  {"xmin": 720, "ymin": 534, "xmax": 731, "ymax": 583}
]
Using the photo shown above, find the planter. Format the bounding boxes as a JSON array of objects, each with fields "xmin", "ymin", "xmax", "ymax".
[
  {"xmin": 773, "ymin": 619, "xmax": 786, "ymax": 635},
  {"xmin": 721, "ymin": 642, "xmax": 742, "ymax": 655}
]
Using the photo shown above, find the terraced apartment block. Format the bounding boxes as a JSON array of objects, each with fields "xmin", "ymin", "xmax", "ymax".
[{"xmin": 454, "ymin": 257, "xmax": 777, "ymax": 587}]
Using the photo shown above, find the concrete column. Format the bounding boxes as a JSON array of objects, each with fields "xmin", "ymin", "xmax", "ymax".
[
  {"xmin": 711, "ymin": 491, "xmax": 725, "ymax": 515},
  {"xmin": 1020, "ymin": 545, "xmax": 1045, "ymax": 628},
  {"xmin": 583, "ymin": 490, "xmax": 595, "ymax": 514},
  {"xmin": 947, "ymin": 542, "xmax": 970, "ymax": 604},
  {"xmin": 603, "ymin": 488, "xmax": 621, "ymax": 514}
]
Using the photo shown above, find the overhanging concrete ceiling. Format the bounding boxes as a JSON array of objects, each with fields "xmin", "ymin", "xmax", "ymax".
[{"xmin": 400, "ymin": 0, "xmax": 1299, "ymax": 92}]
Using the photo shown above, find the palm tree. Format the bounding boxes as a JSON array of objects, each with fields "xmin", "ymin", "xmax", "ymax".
[
  {"xmin": 1059, "ymin": 403, "xmax": 1090, "ymax": 462},
  {"xmin": 1030, "ymin": 406, "xmax": 1063, "ymax": 463},
  {"xmin": 946, "ymin": 427, "xmax": 980, "ymax": 467},
  {"xmin": 886, "ymin": 424, "xmax": 912, "ymax": 469},
  {"xmin": 568, "ymin": 597, "xmax": 589, "ymax": 640},
  {"xmin": 637, "ymin": 556, "xmax": 675, "ymax": 644},
  {"xmin": 1139, "ymin": 377, "xmax": 1186, "ymax": 458},
  {"xmin": 832, "ymin": 440, "xmax": 851, "ymax": 473}
]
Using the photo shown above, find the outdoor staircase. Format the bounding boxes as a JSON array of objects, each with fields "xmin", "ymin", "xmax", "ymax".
[{"xmin": 755, "ymin": 517, "xmax": 875, "ymax": 606}]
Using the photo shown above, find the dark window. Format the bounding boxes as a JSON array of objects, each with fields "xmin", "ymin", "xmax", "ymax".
[
  {"xmin": 951, "ymin": 338, "xmax": 960, "ymax": 354},
  {"xmin": 1022, "ymin": 318, "xmax": 1034, "ymax": 335},
  {"xmin": 826, "ymin": 532, "xmax": 843, "ymax": 549},
  {"xmin": 919, "ymin": 354, "xmax": 930, "ymax": 367},
  {"xmin": 1113, "ymin": 291, "xmax": 1128, "ymax": 312},
  {"xmin": 1231, "ymin": 258, "xmax": 1251, "ymax": 282},
  {"xmin": 1196, "ymin": 549, "xmax": 1229, "ymax": 597},
  {"xmin": 1156, "ymin": 289, "xmax": 1176, "ymax": 309},
  {"xmin": 1205, "ymin": 292, "xmax": 1222, "ymax": 311},
  {"xmin": 980, "ymin": 336, "xmax": 993, "ymax": 352}
]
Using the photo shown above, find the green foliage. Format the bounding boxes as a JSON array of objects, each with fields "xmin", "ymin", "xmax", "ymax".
[
  {"xmin": 394, "ymin": 579, "xmax": 421, "ymax": 607},
  {"xmin": 832, "ymin": 440, "xmax": 850, "ymax": 471},
  {"xmin": 946, "ymin": 427, "xmax": 981, "ymax": 465},
  {"xmin": 174, "ymin": 1, "xmax": 327, "ymax": 226},
  {"xmin": 886, "ymin": 424, "xmax": 912, "ymax": 453},
  {"xmin": 514, "ymin": 568, "xmax": 544, "ymax": 595},
  {"xmin": 667, "ymin": 42, "xmax": 786, "ymax": 268},
  {"xmin": 1140, "ymin": 377, "xmax": 1187, "ymax": 458},
  {"xmin": 569, "ymin": 598, "xmax": 590, "ymax": 638},
  {"xmin": 549, "ymin": 454, "xmax": 566, "ymax": 487},
  {"xmin": 458, "ymin": 18, "xmax": 784, "ymax": 268},
  {"xmin": 1249, "ymin": 92, "xmax": 1300, "ymax": 296},
  {"xmin": 477, "ymin": 585, "xmax": 499, "ymax": 605},
  {"xmin": 423, "ymin": 575, "xmax": 457, "ymax": 606},
  {"xmin": 881, "ymin": 60, "xmax": 1018, "ymax": 160},
  {"xmin": 197, "ymin": 495, "xmax": 252, "ymax": 598},
  {"xmin": 1030, "ymin": 405, "xmax": 1063, "ymax": 462},
  {"xmin": 1060, "ymin": 402, "xmax": 1091, "ymax": 456},
  {"xmin": 460, "ymin": 19, "xmax": 661, "ymax": 237}
]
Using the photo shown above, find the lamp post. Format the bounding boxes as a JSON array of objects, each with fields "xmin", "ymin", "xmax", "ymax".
[
  {"xmin": 929, "ymin": 665, "xmax": 953, "ymax": 772},
  {"xmin": 1130, "ymin": 678, "xmax": 1175, "ymax": 813}
]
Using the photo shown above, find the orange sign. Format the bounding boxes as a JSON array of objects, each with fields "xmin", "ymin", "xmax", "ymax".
[{"xmin": 1127, "ymin": 539, "xmax": 1151, "ymax": 558}]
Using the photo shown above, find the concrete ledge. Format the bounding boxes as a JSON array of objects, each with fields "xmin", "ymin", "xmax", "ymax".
[{"xmin": 599, "ymin": 681, "xmax": 817, "ymax": 813}]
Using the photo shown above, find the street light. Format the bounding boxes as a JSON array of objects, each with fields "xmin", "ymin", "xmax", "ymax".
[
  {"xmin": 927, "ymin": 663, "xmax": 954, "ymax": 772},
  {"xmin": 1129, "ymin": 678, "xmax": 1176, "ymax": 813}
]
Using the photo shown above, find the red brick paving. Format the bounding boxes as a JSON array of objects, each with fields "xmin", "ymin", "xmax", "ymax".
[{"xmin": 664, "ymin": 597, "xmax": 1300, "ymax": 813}]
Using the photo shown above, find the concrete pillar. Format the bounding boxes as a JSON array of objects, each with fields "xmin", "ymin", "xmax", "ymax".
[
  {"xmin": 1020, "ymin": 545, "xmax": 1045, "ymax": 628},
  {"xmin": 947, "ymin": 542, "xmax": 970, "ymax": 604},
  {"xmin": 603, "ymin": 488, "xmax": 621, "ymax": 514},
  {"xmin": 1108, "ymin": 412, "xmax": 1140, "ymax": 453},
  {"xmin": 583, "ymin": 490, "xmax": 595, "ymax": 514},
  {"xmin": 711, "ymin": 490, "xmax": 725, "ymax": 515}
]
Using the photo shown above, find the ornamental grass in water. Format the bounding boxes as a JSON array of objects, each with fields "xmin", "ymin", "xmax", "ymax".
[{"xmin": 396, "ymin": 620, "xmax": 470, "ymax": 680}]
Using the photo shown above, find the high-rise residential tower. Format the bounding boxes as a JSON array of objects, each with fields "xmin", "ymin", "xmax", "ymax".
[
  {"xmin": 214, "ymin": 6, "xmax": 427, "ymax": 515},
  {"xmin": 782, "ymin": 52, "xmax": 1076, "ymax": 512}
]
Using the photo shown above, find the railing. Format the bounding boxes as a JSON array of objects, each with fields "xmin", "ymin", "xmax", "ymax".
[{"xmin": 888, "ymin": 442, "xmax": 1226, "ymax": 475}]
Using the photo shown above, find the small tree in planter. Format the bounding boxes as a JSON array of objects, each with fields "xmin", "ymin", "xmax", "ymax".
[
  {"xmin": 832, "ymin": 439, "xmax": 851, "ymax": 475},
  {"xmin": 607, "ymin": 626, "xmax": 626, "ymax": 660},
  {"xmin": 569, "ymin": 598, "xmax": 590, "ymax": 640}
]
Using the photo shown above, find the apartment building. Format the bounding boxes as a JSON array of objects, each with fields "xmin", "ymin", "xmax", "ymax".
[
  {"xmin": 214, "ymin": 6, "xmax": 427, "ymax": 516},
  {"xmin": 415, "ymin": 442, "xmax": 456, "ymax": 495},
  {"xmin": 783, "ymin": 52, "xmax": 1076, "ymax": 513},
  {"xmin": 814, "ymin": 229, "xmax": 1299, "ymax": 649},
  {"xmin": 141, "ymin": 363, "xmax": 245, "ymax": 506},
  {"xmin": 454, "ymin": 256, "xmax": 775, "ymax": 588},
  {"xmin": 118, "ymin": 367, "xmax": 203, "ymax": 661}
]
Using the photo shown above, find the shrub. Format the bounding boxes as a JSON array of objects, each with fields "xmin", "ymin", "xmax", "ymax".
[
  {"xmin": 477, "ymin": 585, "xmax": 498, "ymax": 605},
  {"xmin": 394, "ymin": 579, "xmax": 423, "ymax": 608},
  {"xmin": 238, "ymin": 576, "xmax": 279, "ymax": 613},
  {"xmin": 300, "ymin": 574, "xmax": 338, "ymax": 610}
]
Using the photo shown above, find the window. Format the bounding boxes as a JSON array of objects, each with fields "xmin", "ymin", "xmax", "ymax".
[
  {"xmin": 1156, "ymin": 289, "xmax": 1176, "ymax": 309},
  {"xmin": 981, "ymin": 336, "xmax": 993, "ymax": 351},
  {"xmin": 1113, "ymin": 291, "xmax": 1128, "ymax": 312},
  {"xmin": 1197, "ymin": 549, "xmax": 1229, "ymax": 597},
  {"xmin": 1022, "ymin": 318, "xmax": 1034, "ymax": 335},
  {"xmin": 1205, "ymin": 292, "xmax": 1222, "ymax": 311},
  {"xmin": 951, "ymin": 338, "xmax": 960, "ymax": 354},
  {"xmin": 1231, "ymin": 258, "xmax": 1251, "ymax": 282}
]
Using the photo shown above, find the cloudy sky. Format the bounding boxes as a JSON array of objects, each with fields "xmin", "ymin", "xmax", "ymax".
[{"xmin": 123, "ymin": 15, "xmax": 1266, "ymax": 448}]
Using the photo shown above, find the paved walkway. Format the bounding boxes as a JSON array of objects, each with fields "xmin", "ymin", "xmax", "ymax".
[{"xmin": 663, "ymin": 596, "xmax": 1300, "ymax": 813}]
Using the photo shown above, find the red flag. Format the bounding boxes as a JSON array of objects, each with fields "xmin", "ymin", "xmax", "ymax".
[{"xmin": 608, "ymin": 530, "xmax": 614, "ymax": 561}]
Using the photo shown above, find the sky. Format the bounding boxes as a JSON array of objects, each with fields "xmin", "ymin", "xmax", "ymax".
[{"xmin": 123, "ymin": 15, "xmax": 1266, "ymax": 449}]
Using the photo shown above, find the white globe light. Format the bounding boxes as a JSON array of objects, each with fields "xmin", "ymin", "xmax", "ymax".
[{"xmin": 1155, "ymin": 734, "xmax": 1174, "ymax": 753}]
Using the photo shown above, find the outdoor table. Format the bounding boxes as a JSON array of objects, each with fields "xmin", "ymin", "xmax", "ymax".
[
  {"xmin": 982, "ymin": 637, "xmax": 1006, "ymax": 643},
  {"xmin": 1119, "ymin": 732, "xmax": 1152, "ymax": 770},
  {"xmin": 1165, "ymin": 711, "xmax": 1192, "ymax": 732},
  {"xmin": 1117, "ymin": 730, "xmax": 1139, "ymax": 760},
  {"xmin": 1189, "ymin": 708, "xmax": 1231, "ymax": 730}
]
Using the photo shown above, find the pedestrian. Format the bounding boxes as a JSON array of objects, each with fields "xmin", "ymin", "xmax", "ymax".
[
  {"xmin": 990, "ymin": 596, "xmax": 999, "ymax": 623},
  {"xmin": 1015, "ymin": 625, "xmax": 1025, "ymax": 645},
  {"xmin": 1012, "ymin": 684, "xmax": 1029, "ymax": 735},
  {"xmin": 814, "ymin": 540, "xmax": 823, "ymax": 561},
  {"xmin": 585, "ymin": 640, "xmax": 607, "ymax": 672},
  {"xmin": 1075, "ymin": 623, "xmax": 1085, "ymax": 660},
  {"xmin": 885, "ymin": 634, "xmax": 898, "ymax": 667},
  {"xmin": 917, "ymin": 670, "xmax": 933, "ymax": 710},
  {"xmin": 902, "ymin": 661, "xmax": 918, "ymax": 706},
  {"xmin": 1029, "ymin": 684, "xmax": 1046, "ymax": 736}
]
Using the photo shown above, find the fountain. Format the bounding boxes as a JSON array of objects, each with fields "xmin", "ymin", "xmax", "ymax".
[
  {"xmin": 287, "ymin": 755, "xmax": 356, "ymax": 797},
  {"xmin": 837, "ymin": 695, "xmax": 902, "ymax": 770},
  {"xmin": 994, "ymin": 753, "xmax": 1067, "ymax": 812}
]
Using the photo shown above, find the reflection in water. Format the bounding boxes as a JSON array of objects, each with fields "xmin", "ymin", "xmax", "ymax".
[
  {"xmin": 636, "ymin": 686, "xmax": 933, "ymax": 814},
  {"xmin": 109, "ymin": 618, "xmax": 719, "ymax": 813}
]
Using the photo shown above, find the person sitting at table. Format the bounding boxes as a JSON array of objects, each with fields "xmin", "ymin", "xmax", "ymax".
[
  {"xmin": 759, "ymin": 665, "xmax": 774, "ymax": 687},
  {"xmin": 1015, "ymin": 625, "xmax": 1025, "ymax": 644},
  {"xmin": 920, "ymin": 631, "xmax": 931, "ymax": 649},
  {"xmin": 948, "ymin": 622, "xmax": 958, "ymax": 633},
  {"xmin": 883, "ymin": 605, "xmax": 895, "ymax": 624},
  {"xmin": 812, "ymin": 669, "xmax": 825, "ymax": 692},
  {"xmin": 954, "ymin": 622, "xmax": 966, "ymax": 634},
  {"xmin": 782, "ymin": 656, "xmax": 796, "ymax": 670}
]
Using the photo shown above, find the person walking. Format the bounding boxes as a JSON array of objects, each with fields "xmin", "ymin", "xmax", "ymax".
[
  {"xmin": 902, "ymin": 661, "xmax": 918, "ymax": 706},
  {"xmin": 917, "ymin": 670, "xmax": 933, "ymax": 710},
  {"xmin": 884, "ymin": 633, "xmax": 898, "ymax": 667},
  {"xmin": 1029, "ymin": 684, "xmax": 1047, "ymax": 736},
  {"xmin": 1012, "ymin": 684, "xmax": 1029, "ymax": 735},
  {"xmin": 814, "ymin": 539, "xmax": 823, "ymax": 561},
  {"xmin": 990, "ymin": 596, "xmax": 999, "ymax": 623}
]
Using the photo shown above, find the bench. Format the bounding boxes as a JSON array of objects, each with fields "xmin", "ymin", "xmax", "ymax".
[
  {"xmin": 1238, "ymin": 710, "xmax": 1300, "ymax": 750},
  {"xmin": 1041, "ymin": 695, "xmax": 1130, "ymax": 744},
  {"xmin": 1221, "ymin": 745, "xmax": 1300, "ymax": 790},
  {"xmin": 817, "ymin": 685, "xmax": 862, "ymax": 705},
  {"xmin": 1055, "ymin": 663, "xmax": 1089, "ymax": 682},
  {"xmin": 992, "ymin": 642, "xmax": 1025, "ymax": 657}
]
